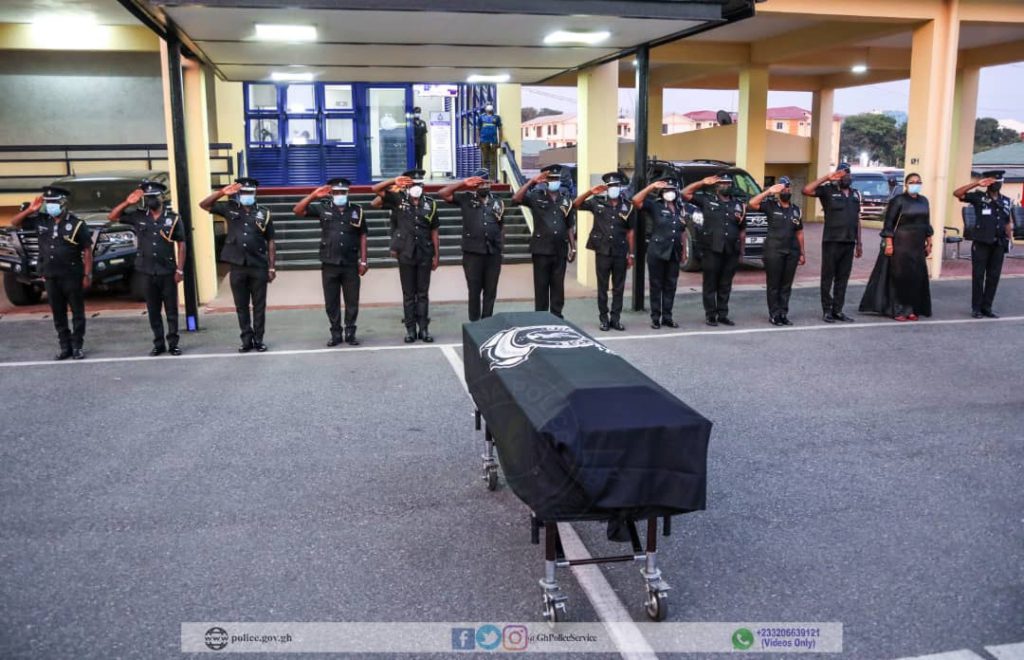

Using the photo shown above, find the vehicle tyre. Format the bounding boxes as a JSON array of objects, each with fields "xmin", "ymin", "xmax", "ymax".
[
  {"xmin": 129, "ymin": 271, "xmax": 147, "ymax": 302},
  {"xmin": 3, "ymin": 272, "xmax": 42, "ymax": 305},
  {"xmin": 681, "ymin": 232, "xmax": 701, "ymax": 272}
]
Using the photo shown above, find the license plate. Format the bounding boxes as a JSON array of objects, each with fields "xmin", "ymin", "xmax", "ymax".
[
  {"xmin": 747, "ymin": 236, "xmax": 764, "ymax": 245},
  {"xmin": 109, "ymin": 258, "xmax": 125, "ymax": 265}
]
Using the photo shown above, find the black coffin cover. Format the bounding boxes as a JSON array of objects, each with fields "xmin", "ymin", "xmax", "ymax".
[{"xmin": 463, "ymin": 312, "xmax": 711, "ymax": 521}]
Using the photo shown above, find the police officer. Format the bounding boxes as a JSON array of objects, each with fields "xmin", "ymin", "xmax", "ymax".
[
  {"xmin": 109, "ymin": 181, "xmax": 186, "ymax": 355},
  {"xmin": 682, "ymin": 173, "xmax": 747, "ymax": 326},
  {"xmin": 803, "ymin": 163, "xmax": 863, "ymax": 323},
  {"xmin": 372, "ymin": 168, "xmax": 439, "ymax": 342},
  {"xmin": 10, "ymin": 186, "xmax": 92, "ymax": 359},
  {"xmin": 954, "ymin": 170, "xmax": 1015, "ymax": 318},
  {"xmin": 439, "ymin": 168, "xmax": 504, "ymax": 322},
  {"xmin": 575, "ymin": 171, "xmax": 635, "ymax": 331},
  {"xmin": 512, "ymin": 164, "xmax": 577, "ymax": 318},
  {"xmin": 478, "ymin": 103, "xmax": 502, "ymax": 180},
  {"xmin": 199, "ymin": 177, "xmax": 276, "ymax": 352},
  {"xmin": 748, "ymin": 177, "xmax": 805, "ymax": 325},
  {"xmin": 633, "ymin": 177, "xmax": 684, "ymax": 329},
  {"xmin": 293, "ymin": 177, "xmax": 369, "ymax": 346},
  {"xmin": 413, "ymin": 107, "xmax": 429, "ymax": 172}
]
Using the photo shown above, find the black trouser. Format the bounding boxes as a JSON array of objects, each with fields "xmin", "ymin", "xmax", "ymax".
[
  {"xmin": 763, "ymin": 249, "xmax": 799, "ymax": 319},
  {"xmin": 480, "ymin": 143, "xmax": 499, "ymax": 180},
  {"xmin": 647, "ymin": 254, "xmax": 680, "ymax": 323},
  {"xmin": 322, "ymin": 263, "xmax": 360, "ymax": 340},
  {"xmin": 415, "ymin": 143, "xmax": 426, "ymax": 171},
  {"xmin": 399, "ymin": 261, "xmax": 432, "ymax": 328},
  {"xmin": 820, "ymin": 241, "xmax": 856, "ymax": 315},
  {"xmin": 532, "ymin": 253, "xmax": 567, "ymax": 318},
  {"xmin": 143, "ymin": 272, "xmax": 179, "ymax": 349},
  {"xmin": 44, "ymin": 274, "xmax": 85, "ymax": 350},
  {"xmin": 596, "ymin": 253, "xmax": 627, "ymax": 323},
  {"xmin": 702, "ymin": 249, "xmax": 740, "ymax": 319},
  {"xmin": 229, "ymin": 265, "xmax": 268, "ymax": 345},
  {"xmin": 463, "ymin": 251, "xmax": 502, "ymax": 321},
  {"xmin": 971, "ymin": 240, "xmax": 1005, "ymax": 313}
]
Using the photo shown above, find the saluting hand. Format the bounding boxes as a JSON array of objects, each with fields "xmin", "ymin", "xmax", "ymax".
[
  {"xmin": 701, "ymin": 175, "xmax": 721, "ymax": 187},
  {"xmin": 590, "ymin": 184, "xmax": 608, "ymax": 196},
  {"xmin": 222, "ymin": 182, "xmax": 243, "ymax": 196},
  {"xmin": 768, "ymin": 183, "xmax": 786, "ymax": 195},
  {"xmin": 465, "ymin": 176, "xmax": 485, "ymax": 187},
  {"xmin": 828, "ymin": 171, "xmax": 845, "ymax": 182},
  {"xmin": 395, "ymin": 176, "xmax": 414, "ymax": 188},
  {"xmin": 651, "ymin": 181, "xmax": 668, "ymax": 190},
  {"xmin": 977, "ymin": 177, "xmax": 996, "ymax": 188},
  {"xmin": 126, "ymin": 189, "xmax": 144, "ymax": 205},
  {"xmin": 28, "ymin": 195, "xmax": 43, "ymax": 213},
  {"xmin": 313, "ymin": 184, "xmax": 332, "ymax": 198}
]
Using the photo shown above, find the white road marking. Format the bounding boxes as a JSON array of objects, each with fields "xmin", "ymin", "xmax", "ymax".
[
  {"xmin": 1, "ymin": 314, "xmax": 1021, "ymax": 369},
  {"xmin": 440, "ymin": 346, "xmax": 655, "ymax": 660},
  {"xmin": 987, "ymin": 642, "xmax": 1024, "ymax": 660}
]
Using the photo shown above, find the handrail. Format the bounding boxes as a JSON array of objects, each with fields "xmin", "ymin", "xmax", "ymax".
[
  {"xmin": 499, "ymin": 141, "xmax": 532, "ymax": 231},
  {"xmin": 0, "ymin": 143, "xmax": 234, "ymax": 153}
]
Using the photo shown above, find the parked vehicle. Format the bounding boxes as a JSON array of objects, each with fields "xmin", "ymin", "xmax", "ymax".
[{"xmin": 850, "ymin": 170, "xmax": 894, "ymax": 224}]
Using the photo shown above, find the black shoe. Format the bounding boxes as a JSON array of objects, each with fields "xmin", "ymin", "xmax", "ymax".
[
  {"xmin": 663, "ymin": 319, "xmax": 679, "ymax": 328},
  {"xmin": 718, "ymin": 316, "xmax": 735, "ymax": 326},
  {"xmin": 769, "ymin": 316, "xmax": 782, "ymax": 326},
  {"xmin": 611, "ymin": 321, "xmax": 626, "ymax": 331},
  {"xmin": 981, "ymin": 310, "xmax": 999, "ymax": 318},
  {"xmin": 599, "ymin": 320, "xmax": 610, "ymax": 332},
  {"xmin": 404, "ymin": 327, "xmax": 417, "ymax": 343},
  {"xmin": 327, "ymin": 337, "xmax": 342, "ymax": 347},
  {"xmin": 780, "ymin": 316, "xmax": 793, "ymax": 326},
  {"xmin": 971, "ymin": 310, "xmax": 983, "ymax": 319},
  {"xmin": 650, "ymin": 320, "xmax": 661, "ymax": 329},
  {"xmin": 169, "ymin": 346, "xmax": 182, "ymax": 356},
  {"xmin": 418, "ymin": 328, "xmax": 434, "ymax": 343},
  {"xmin": 706, "ymin": 317, "xmax": 718, "ymax": 327},
  {"xmin": 254, "ymin": 342, "xmax": 268, "ymax": 352},
  {"xmin": 54, "ymin": 349, "xmax": 72, "ymax": 361},
  {"xmin": 833, "ymin": 312, "xmax": 854, "ymax": 322},
  {"xmin": 72, "ymin": 348, "xmax": 85, "ymax": 360},
  {"xmin": 823, "ymin": 312, "xmax": 836, "ymax": 323},
  {"xmin": 150, "ymin": 345, "xmax": 166, "ymax": 356},
  {"xmin": 238, "ymin": 343, "xmax": 253, "ymax": 353},
  {"xmin": 345, "ymin": 332, "xmax": 360, "ymax": 346}
]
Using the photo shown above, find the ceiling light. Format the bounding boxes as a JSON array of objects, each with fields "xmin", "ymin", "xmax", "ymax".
[
  {"xmin": 255, "ymin": 24, "xmax": 317, "ymax": 42},
  {"xmin": 851, "ymin": 64, "xmax": 868, "ymax": 74},
  {"xmin": 271, "ymin": 71, "xmax": 315, "ymax": 82},
  {"xmin": 543, "ymin": 30, "xmax": 611, "ymax": 46},
  {"xmin": 467, "ymin": 74, "xmax": 511, "ymax": 83}
]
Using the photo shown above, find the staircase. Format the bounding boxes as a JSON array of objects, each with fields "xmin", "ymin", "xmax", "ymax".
[{"xmin": 258, "ymin": 191, "xmax": 533, "ymax": 270}]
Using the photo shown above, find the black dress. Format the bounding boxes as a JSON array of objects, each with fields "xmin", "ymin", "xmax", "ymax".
[{"xmin": 859, "ymin": 193, "xmax": 933, "ymax": 317}]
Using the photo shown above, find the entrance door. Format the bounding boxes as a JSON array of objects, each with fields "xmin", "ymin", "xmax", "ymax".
[{"xmin": 360, "ymin": 86, "xmax": 412, "ymax": 181}]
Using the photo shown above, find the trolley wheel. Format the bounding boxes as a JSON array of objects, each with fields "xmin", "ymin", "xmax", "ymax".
[
  {"xmin": 542, "ymin": 594, "xmax": 566, "ymax": 626},
  {"xmin": 486, "ymin": 468, "xmax": 498, "ymax": 491},
  {"xmin": 645, "ymin": 590, "xmax": 668, "ymax": 622}
]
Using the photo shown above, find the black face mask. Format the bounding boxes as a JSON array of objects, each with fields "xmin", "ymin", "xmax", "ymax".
[
  {"xmin": 477, "ymin": 187, "xmax": 491, "ymax": 198},
  {"xmin": 839, "ymin": 175, "xmax": 852, "ymax": 189},
  {"xmin": 145, "ymin": 197, "xmax": 162, "ymax": 210},
  {"xmin": 989, "ymin": 182, "xmax": 1002, "ymax": 193},
  {"xmin": 779, "ymin": 192, "xmax": 792, "ymax": 202},
  {"xmin": 716, "ymin": 184, "xmax": 732, "ymax": 196}
]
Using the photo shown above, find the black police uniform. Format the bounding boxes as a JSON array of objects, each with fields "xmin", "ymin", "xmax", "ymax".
[
  {"xmin": 963, "ymin": 189, "xmax": 1013, "ymax": 314},
  {"xmin": 308, "ymin": 198, "xmax": 367, "ymax": 342},
  {"xmin": 815, "ymin": 182, "xmax": 861, "ymax": 316},
  {"xmin": 694, "ymin": 193, "xmax": 747, "ymax": 321},
  {"xmin": 37, "ymin": 210, "xmax": 92, "ymax": 352},
  {"xmin": 413, "ymin": 115, "xmax": 428, "ymax": 171},
  {"xmin": 121, "ymin": 204, "xmax": 185, "ymax": 350},
  {"xmin": 382, "ymin": 189, "xmax": 439, "ymax": 332},
  {"xmin": 641, "ymin": 195, "xmax": 685, "ymax": 324},
  {"xmin": 453, "ymin": 190, "xmax": 504, "ymax": 321},
  {"xmin": 210, "ymin": 200, "xmax": 275, "ymax": 346},
  {"xmin": 760, "ymin": 198, "xmax": 803, "ymax": 320},
  {"xmin": 582, "ymin": 195, "xmax": 635, "ymax": 325},
  {"xmin": 521, "ymin": 188, "xmax": 575, "ymax": 317}
]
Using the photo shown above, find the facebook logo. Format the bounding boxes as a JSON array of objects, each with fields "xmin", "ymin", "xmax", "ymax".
[{"xmin": 451, "ymin": 628, "xmax": 476, "ymax": 651}]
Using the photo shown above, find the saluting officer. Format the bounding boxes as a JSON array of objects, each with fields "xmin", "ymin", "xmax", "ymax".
[
  {"xmin": 748, "ymin": 177, "xmax": 805, "ymax": 325},
  {"xmin": 293, "ymin": 177, "xmax": 368, "ymax": 346},
  {"xmin": 682, "ymin": 173, "xmax": 747, "ymax": 326},
  {"xmin": 372, "ymin": 169, "xmax": 439, "ymax": 343},
  {"xmin": 10, "ymin": 186, "xmax": 93, "ymax": 359},
  {"xmin": 512, "ymin": 164, "xmax": 577, "ymax": 318},
  {"xmin": 413, "ymin": 107, "xmax": 428, "ymax": 172},
  {"xmin": 575, "ymin": 170, "xmax": 635, "ymax": 331},
  {"xmin": 632, "ymin": 177, "xmax": 685, "ymax": 329},
  {"xmin": 439, "ymin": 168, "xmax": 504, "ymax": 322},
  {"xmin": 954, "ymin": 170, "xmax": 1016, "ymax": 318},
  {"xmin": 199, "ymin": 177, "xmax": 276, "ymax": 352},
  {"xmin": 803, "ymin": 162, "xmax": 863, "ymax": 323},
  {"xmin": 109, "ymin": 181, "xmax": 186, "ymax": 355}
]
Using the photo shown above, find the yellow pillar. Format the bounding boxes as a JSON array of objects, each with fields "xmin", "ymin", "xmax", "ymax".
[
  {"xmin": 160, "ymin": 40, "xmax": 218, "ymax": 304},
  {"xmin": 214, "ymin": 77, "xmax": 246, "ymax": 176},
  {"xmin": 736, "ymin": 65, "xmax": 769, "ymax": 186},
  {"xmin": 575, "ymin": 61, "xmax": 619, "ymax": 288},
  {"xmin": 808, "ymin": 87, "xmax": 836, "ymax": 219},
  {"xmin": 946, "ymin": 66, "xmax": 980, "ymax": 233},
  {"xmin": 904, "ymin": 5, "xmax": 960, "ymax": 277},
  {"xmin": 497, "ymin": 83, "xmax": 522, "ymax": 183},
  {"xmin": 648, "ymin": 84, "xmax": 666, "ymax": 160}
]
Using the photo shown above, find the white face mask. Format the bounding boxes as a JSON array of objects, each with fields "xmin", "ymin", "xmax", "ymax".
[
  {"xmin": 547, "ymin": 181, "xmax": 561, "ymax": 193},
  {"xmin": 414, "ymin": 113, "xmax": 421, "ymax": 119},
  {"xmin": 239, "ymin": 194, "xmax": 255, "ymax": 206},
  {"xmin": 45, "ymin": 202, "xmax": 63, "ymax": 216},
  {"xmin": 662, "ymin": 191, "xmax": 677, "ymax": 202},
  {"xmin": 408, "ymin": 185, "xmax": 423, "ymax": 199},
  {"xmin": 606, "ymin": 186, "xmax": 621, "ymax": 199},
  {"xmin": 333, "ymin": 194, "xmax": 348, "ymax": 206}
]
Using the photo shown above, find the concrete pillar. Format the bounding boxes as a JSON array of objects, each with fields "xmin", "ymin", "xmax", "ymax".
[
  {"xmin": 808, "ymin": 88, "xmax": 836, "ymax": 219},
  {"xmin": 575, "ymin": 61, "xmax": 619, "ymax": 288},
  {"xmin": 647, "ymin": 84, "xmax": 666, "ymax": 160},
  {"xmin": 214, "ymin": 77, "xmax": 246, "ymax": 175},
  {"xmin": 160, "ymin": 41, "xmax": 218, "ymax": 304},
  {"xmin": 905, "ymin": 4, "xmax": 961, "ymax": 277},
  {"xmin": 946, "ymin": 66, "xmax": 980, "ymax": 233},
  {"xmin": 736, "ymin": 65, "xmax": 769, "ymax": 186},
  {"xmin": 497, "ymin": 83, "xmax": 522, "ymax": 183}
]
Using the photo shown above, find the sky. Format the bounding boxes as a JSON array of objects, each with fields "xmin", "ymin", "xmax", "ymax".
[{"xmin": 521, "ymin": 62, "xmax": 1024, "ymax": 123}]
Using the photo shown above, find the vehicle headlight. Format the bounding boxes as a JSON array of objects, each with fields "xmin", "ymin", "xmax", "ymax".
[{"xmin": 0, "ymin": 233, "xmax": 14, "ymax": 249}]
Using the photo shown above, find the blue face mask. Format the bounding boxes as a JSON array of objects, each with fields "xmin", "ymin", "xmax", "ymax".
[
  {"xmin": 239, "ymin": 194, "xmax": 255, "ymax": 206},
  {"xmin": 548, "ymin": 181, "xmax": 561, "ymax": 193},
  {"xmin": 606, "ymin": 186, "xmax": 621, "ymax": 199},
  {"xmin": 907, "ymin": 183, "xmax": 922, "ymax": 195},
  {"xmin": 333, "ymin": 195, "xmax": 348, "ymax": 206},
  {"xmin": 45, "ymin": 202, "xmax": 62, "ymax": 216}
]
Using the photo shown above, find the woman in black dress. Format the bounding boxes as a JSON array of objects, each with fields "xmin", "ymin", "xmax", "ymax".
[{"xmin": 859, "ymin": 172, "xmax": 933, "ymax": 320}]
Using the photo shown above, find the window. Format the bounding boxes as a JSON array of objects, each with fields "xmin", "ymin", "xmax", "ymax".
[
  {"xmin": 662, "ymin": 123, "xmax": 668, "ymax": 133},
  {"xmin": 324, "ymin": 85, "xmax": 353, "ymax": 110},
  {"xmin": 287, "ymin": 118, "xmax": 317, "ymax": 145},
  {"xmin": 325, "ymin": 117, "xmax": 355, "ymax": 143},
  {"xmin": 247, "ymin": 84, "xmax": 277, "ymax": 112},
  {"xmin": 776, "ymin": 121, "xmax": 785, "ymax": 130},
  {"xmin": 695, "ymin": 122, "xmax": 702, "ymax": 129},
  {"xmin": 248, "ymin": 118, "xmax": 279, "ymax": 145},
  {"xmin": 535, "ymin": 127, "xmax": 542, "ymax": 137},
  {"xmin": 285, "ymin": 84, "xmax": 316, "ymax": 113}
]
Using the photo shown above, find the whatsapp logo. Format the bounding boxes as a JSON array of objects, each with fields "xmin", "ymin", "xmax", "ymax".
[{"xmin": 731, "ymin": 628, "xmax": 755, "ymax": 650}]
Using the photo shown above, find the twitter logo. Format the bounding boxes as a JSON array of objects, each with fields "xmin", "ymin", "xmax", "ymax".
[{"xmin": 476, "ymin": 624, "xmax": 502, "ymax": 651}]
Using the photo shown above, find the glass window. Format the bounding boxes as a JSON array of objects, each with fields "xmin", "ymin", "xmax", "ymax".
[
  {"xmin": 286, "ymin": 118, "xmax": 317, "ymax": 145},
  {"xmin": 776, "ymin": 122, "xmax": 784, "ymax": 130},
  {"xmin": 285, "ymin": 84, "xmax": 316, "ymax": 113},
  {"xmin": 248, "ymin": 84, "xmax": 277, "ymax": 112},
  {"xmin": 324, "ymin": 85, "xmax": 354, "ymax": 111},
  {"xmin": 367, "ymin": 88, "xmax": 408, "ymax": 178},
  {"xmin": 733, "ymin": 172, "xmax": 762, "ymax": 197},
  {"xmin": 248, "ymin": 118, "xmax": 279, "ymax": 144},
  {"xmin": 325, "ymin": 118, "xmax": 355, "ymax": 142}
]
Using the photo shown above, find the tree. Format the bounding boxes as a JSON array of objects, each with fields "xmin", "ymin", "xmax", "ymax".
[
  {"xmin": 521, "ymin": 107, "xmax": 563, "ymax": 122},
  {"xmin": 839, "ymin": 113, "xmax": 904, "ymax": 167},
  {"xmin": 974, "ymin": 117, "xmax": 1021, "ymax": 153}
]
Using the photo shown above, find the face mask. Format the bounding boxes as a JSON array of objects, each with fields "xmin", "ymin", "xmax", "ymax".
[
  {"xmin": 45, "ymin": 202, "xmax": 62, "ymax": 216},
  {"xmin": 662, "ymin": 191, "xmax": 677, "ymax": 202},
  {"xmin": 477, "ymin": 187, "xmax": 491, "ymax": 198},
  {"xmin": 485, "ymin": 106, "xmax": 494, "ymax": 114},
  {"xmin": 547, "ymin": 181, "xmax": 561, "ymax": 193},
  {"xmin": 408, "ymin": 185, "xmax": 423, "ymax": 199},
  {"xmin": 414, "ymin": 113, "xmax": 421, "ymax": 119},
  {"xmin": 779, "ymin": 192, "xmax": 792, "ymax": 202},
  {"xmin": 333, "ymin": 194, "xmax": 348, "ymax": 206},
  {"xmin": 716, "ymin": 184, "xmax": 731, "ymax": 196},
  {"xmin": 145, "ymin": 197, "xmax": 162, "ymax": 210},
  {"xmin": 989, "ymin": 182, "xmax": 1002, "ymax": 193},
  {"xmin": 607, "ymin": 186, "xmax": 621, "ymax": 199},
  {"xmin": 907, "ymin": 183, "xmax": 922, "ymax": 195},
  {"xmin": 239, "ymin": 194, "xmax": 255, "ymax": 206},
  {"xmin": 839, "ymin": 176, "xmax": 852, "ymax": 189}
]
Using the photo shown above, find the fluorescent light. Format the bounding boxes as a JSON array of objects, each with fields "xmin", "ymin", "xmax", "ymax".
[
  {"xmin": 544, "ymin": 30, "xmax": 610, "ymax": 45},
  {"xmin": 255, "ymin": 24, "xmax": 317, "ymax": 42},
  {"xmin": 32, "ymin": 12, "xmax": 109, "ymax": 49},
  {"xmin": 851, "ymin": 64, "xmax": 868, "ymax": 74},
  {"xmin": 271, "ymin": 71, "xmax": 314, "ymax": 82},
  {"xmin": 467, "ymin": 74, "xmax": 511, "ymax": 83}
]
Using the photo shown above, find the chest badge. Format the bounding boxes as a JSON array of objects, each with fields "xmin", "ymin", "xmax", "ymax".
[{"xmin": 65, "ymin": 223, "xmax": 72, "ymax": 231}]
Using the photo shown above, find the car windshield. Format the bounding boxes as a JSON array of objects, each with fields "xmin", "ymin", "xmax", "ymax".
[
  {"xmin": 732, "ymin": 172, "xmax": 762, "ymax": 198},
  {"xmin": 852, "ymin": 175, "xmax": 890, "ymax": 197},
  {"xmin": 60, "ymin": 179, "xmax": 145, "ymax": 213}
]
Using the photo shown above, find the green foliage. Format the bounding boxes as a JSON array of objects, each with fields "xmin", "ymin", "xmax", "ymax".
[
  {"xmin": 974, "ymin": 117, "xmax": 1022, "ymax": 153},
  {"xmin": 839, "ymin": 113, "xmax": 905, "ymax": 167},
  {"xmin": 521, "ymin": 107, "xmax": 563, "ymax": 122}
]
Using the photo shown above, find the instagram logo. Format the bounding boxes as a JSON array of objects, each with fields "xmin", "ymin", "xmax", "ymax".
[{"xmin": 503, "ymin": 625, "xmax": 528, "ymax": 651}]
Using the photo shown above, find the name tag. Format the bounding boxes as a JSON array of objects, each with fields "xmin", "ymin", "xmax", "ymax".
[{"xmin": 982, "ymin": 209, "xmax": 992, "ymax": 215}]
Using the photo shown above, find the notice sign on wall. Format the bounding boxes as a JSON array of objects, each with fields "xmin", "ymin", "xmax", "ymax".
[{"xmin": 429, "ymin": 111, "xmax": 453, "ymax": 174}]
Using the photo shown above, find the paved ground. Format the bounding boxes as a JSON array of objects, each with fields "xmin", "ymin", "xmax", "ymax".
[{"xmin": 0, "ymin": 278, "xmax": 1022, "ymax": 659}]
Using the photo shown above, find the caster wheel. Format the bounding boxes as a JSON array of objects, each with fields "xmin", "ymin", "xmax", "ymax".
[
  {"xmin": 486, "ymin": 468, "xmax": 498, "ymax": 491},
  {"xmin": 645, "ymin": 591, "xmax": 668, "ymax": 621},
  {"xmin": 542, "ymin": 594, "xmax": 566, "ymax": 626}
]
